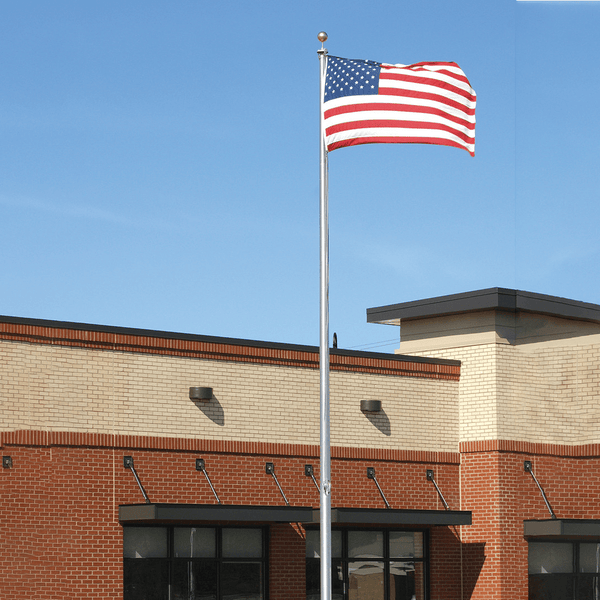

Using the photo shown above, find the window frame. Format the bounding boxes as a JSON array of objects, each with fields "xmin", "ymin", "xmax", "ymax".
[
  {"xmin": 305, "ymin": 527, "xmax": 429, "ymax": 600},
  {"xmin": 123, "ymin": 524, "xmax": 269, "ymax": 600},
  {"xmin": 528, "ymin": 540, "xmax": 600, "ymax": 600}
]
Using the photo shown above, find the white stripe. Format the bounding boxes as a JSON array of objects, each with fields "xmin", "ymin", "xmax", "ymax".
[
  {"xmin": 324, "ymin": 94, "xmax": 476, "ymax": 125},
  {"xmin": 385, "ymin": 62, "xmax": 466, "ymax": 77},
  {"xmin": 382, "ymin": 64, "xmax": 475, "ymax": 95},
  {"xmin": 380, "ymin": 78, "xmax": 475, "ymax": 109},
  {"xmin": 325, "ymin": 109, "xmax": 474, "ymax": 141},
  {"xmin": 326, "ymin": 126, "xmax": 475, "ymax": 153}
]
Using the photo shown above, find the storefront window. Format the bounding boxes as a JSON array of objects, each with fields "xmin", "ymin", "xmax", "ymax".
[
  {"xmin": 123, "ymin": 526, "xmax": 266, "ymax": 600},
  {"xmin": 529, "ymin": 541, "xmax": 600, "ymax": 600},
  {"xmin": 306, "ymin": 529, "xmax": 427, "ymax": 600}
]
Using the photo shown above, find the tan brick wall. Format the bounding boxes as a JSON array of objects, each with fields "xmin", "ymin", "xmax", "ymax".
[
  {"xmin": 401, "ymin": 333, "xmax": 600, "ymax": 446},
  {"xmin": 497, "ymin": 341, "xmax": 600, "ymax": 445},
  {"xmin": 1, "ymin": 338, "xmax": 459, "ymax": 453},
  {"xmin": 399, "ymin": 343, "xmax": 499, "ymax": 443}
]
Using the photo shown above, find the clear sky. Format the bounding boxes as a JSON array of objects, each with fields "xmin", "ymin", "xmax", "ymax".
[{"xmin": 2, "ymin": 0, "xmax": 600, "ymax": 351}]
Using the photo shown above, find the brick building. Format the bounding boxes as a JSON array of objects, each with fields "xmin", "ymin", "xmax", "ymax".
[{"xmin": 2, "ymin": 287, "xmax": 600, "ymax": 599}]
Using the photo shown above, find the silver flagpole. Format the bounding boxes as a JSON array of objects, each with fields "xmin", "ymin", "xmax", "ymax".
[{"xmin": 317, "ymin": 31, "xmax": 332, "ymax": 600}]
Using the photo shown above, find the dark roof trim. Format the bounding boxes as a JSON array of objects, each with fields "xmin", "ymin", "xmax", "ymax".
[
  {"xmin": 119, "ymin": 504, "xmax": 314, "ymax": 524},
  {"xmin": 311, "ymin": 507, "xmax": 472, "ymax": 526},
  {"xmin": 367, "ymin": 288, "xmax": 600, "ymax": 325},
  {"xmin": 524, "ymin": 519, "xmax": 600, "ymax": 539},
  {"xmin": 0, "ymin": 313, "xmax": 457, "ymax": 367}
]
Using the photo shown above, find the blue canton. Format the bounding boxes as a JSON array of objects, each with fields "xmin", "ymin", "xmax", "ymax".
[{"xmin": 324, "ymin": 56, "xmax": 380, "ymax": 101}]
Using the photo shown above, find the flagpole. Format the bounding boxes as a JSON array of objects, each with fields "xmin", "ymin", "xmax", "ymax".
[{"xmin": 317, "ymin": 31, "xmax": 332, "ymax": 600}]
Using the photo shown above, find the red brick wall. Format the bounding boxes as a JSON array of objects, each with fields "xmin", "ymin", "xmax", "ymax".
[
  {"xmin": 270, "ymin": 523, "xmax": 306, "ymax": 600},
  {"xmin": 460, "ymin": 442, "xmax": 600, "ymax": 600},
  {"xmin": 1, "ymin": 430, "xmax": 461, "ymax": 599}
]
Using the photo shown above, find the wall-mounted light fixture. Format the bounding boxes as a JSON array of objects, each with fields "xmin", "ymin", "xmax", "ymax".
[
  {"xmin": 361, "ymin": 400, "xmax": 382, "ymax": 413},
  {"xmin": 2, "ymin": 456, "xmax": 12, "ymax": 469},
  {"xmin": 189, "ymin": 387, "xmax": 213, "ymax": 401}
]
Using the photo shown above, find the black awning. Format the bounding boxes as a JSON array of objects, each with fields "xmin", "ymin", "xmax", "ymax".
[
  {"xmin": 119, "ymin": 504, "xmax": 313, "ymax": 524},
  {"xmin": 311, "ymin": 508, "xmax": 472, "ymax": 526},
  {"xmin": 525, "ymin": 519, "xmax": 600, "ymax": 539}
]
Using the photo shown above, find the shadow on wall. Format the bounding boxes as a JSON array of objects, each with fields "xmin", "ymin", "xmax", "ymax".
[
  {"xmin": 462, "ymin": 541, "xmax": 486, "ymax": 599},
  {"xmin": 364, "ymin": 409, "xmax": 391, "ymax": 436},
  {"xmin": 192, "ymin": 394, "xmax": 225, "ymax": 426}
]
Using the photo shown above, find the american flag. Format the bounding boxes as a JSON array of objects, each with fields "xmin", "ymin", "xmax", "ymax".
[{"xmin": 323, "ymin": 56, "xmax": 476, "ymax": 156}]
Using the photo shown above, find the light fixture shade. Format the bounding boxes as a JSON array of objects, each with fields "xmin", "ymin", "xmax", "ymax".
[
  {"xmin": 361, "ymin": 399, "xmax": 382, "ymax": 413},
  {"xmin": 189, "ymin": 386, "xmax": 213, "ymax": 401}
]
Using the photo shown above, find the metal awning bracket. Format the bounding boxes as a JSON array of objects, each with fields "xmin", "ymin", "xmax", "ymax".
[
  {"xmin": 123, "ymin": 456, "xmax": 151, "ymax": 504},
  {"xmin": 196, "ymin": 458, "xmax": 222, "ymax": 504},
  {"xmin": 266, "ymin": 462, "xmax": 290, "ymax": 506},
  {"xmin": 524, "ymin": 461, "xmax": 556, "ymax": 519},
  {"xmin": 426, "ymin": 469, "xmax": 450, "ymax": 511},
  {"xmin": 367, "ymin": 467, "xmax": 390, "ymax": 509},
  {"xmin": 305, "ymin": 464, "xmax": 320, "ymax": 492}
]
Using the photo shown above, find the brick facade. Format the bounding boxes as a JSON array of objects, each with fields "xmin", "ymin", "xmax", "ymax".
[
  {"xmin": 5, "ymin": 288, "xmax": 600, "ymax": 599},
  {"xmin": 1, "ymin": 431, "xmax": 463, "ymax": 599}
]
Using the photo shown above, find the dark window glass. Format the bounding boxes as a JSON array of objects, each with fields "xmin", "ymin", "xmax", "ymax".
[
  {"xmin": 580, "ymin": 544, "xmax": 600, "ymax": 574},
  {"xmin": 528, "ymin": 542, "xmax": 600, "ymax": 600},
  {"xmin": 389, "ymin": 562, "xmax": 419, "ymax": 600},
  {"xmin": 306, "ymin": 558, "xmax": 345, "ymax": 600},
  {"xmin": 529, "ymin": 574, "xmax": 574, "ymax": 600},
  {"xmin": 123, "ymin": 527, "xmax": 264, "ymax": 600},
  {"xmin": 222, "ymin": 562, "xmax": 263, "ymax": 600},
  {"xmin": 172, "ymin": 560, "xmax": 217, "ymax": 600},
  {"xmin": 124, "ymin": 559, "xmax": 169, "ymax": 600},
  {"xmin": 306, "ymin": 529, "xmax": 427, "ymax": 600},
  {"xmin": 575, "ymin": 575, "xmax": 600, "ymax": 600}
]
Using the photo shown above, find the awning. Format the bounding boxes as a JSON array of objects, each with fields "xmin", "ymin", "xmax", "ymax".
[
  {"xmin": 119, "ymin": 504, "xmax": 472, "ymax": 527},
  {"xmin": 311, "ymin": 507, "xmax": 472, "ymax": 526},
  {"xmin": 119, "ymin": 503, "xmax": 313, "ymax": 524},
  {"xmin": 525, "ymin": 519, "xmax": 600, "ymax": 539}
]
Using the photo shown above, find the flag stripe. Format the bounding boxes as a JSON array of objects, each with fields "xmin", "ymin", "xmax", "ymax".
[
  {"xmin": 326, "ymin": 119, "xmax": 474, "ymax": 146},
  {"xmin": 328, "ymin": 135, "xmax": 471, "ymax": 153},
  {"xmin": 378, "ymin": 87, "xmax": 476, "ymax": 116},
  {"xmin": 328, "ymin": 127, "xmax": 475, "ymax": 154},
  {"xmin": 381, "ymin": 68, "xmax": 474, "ymax": 98},
  {"xmin": 379, "ymin": 78, "xmax": 475, "ymax": 110},
  {"xmin": 324, "ymin": 94, "xmax": 476, "ymax": 124},
  {"xmin": 325, "ymin": 103, "xmax": 475, "ymax": 132}
]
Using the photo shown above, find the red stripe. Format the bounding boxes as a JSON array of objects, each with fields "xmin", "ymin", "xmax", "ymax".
[
  {"xmin": 377, "ymin": 87, "xmax": 476, "ymax": 116},
  {"xmin": 324, "ymin": 102, "xmax": 475, "ymax": 131},
  {"xmin": 380, "ymin": 71, "xmax": 475, "ymax": 103},
  {"xmin": 326, "ymin": 119, "xmax": 474, "ymax": 145},
  {"xmin": 402, "ymin": 61, "xmax": 460, "ymax": 69},
  {"xmin": 328, "ymin": 135, "xmax": 474, "ymax": 157},
  {"xmin": 382, "ymin": 61, "xmax": 473, "ymax": 87}
]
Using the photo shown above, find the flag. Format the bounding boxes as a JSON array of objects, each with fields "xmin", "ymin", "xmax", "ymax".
[{"xmin": 323, "ymin": 56, "xmax": 476, "ymax": 156}]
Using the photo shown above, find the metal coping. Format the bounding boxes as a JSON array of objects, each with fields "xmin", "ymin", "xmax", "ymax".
[
  {"xmin": 0, "ymin": 313, "xmax": 458, "ymax": 366},
  {"xmin": 524, "ymin": 519, "xmax": 600, "ymax": 539},
  {"xmin": 119, "ymin": 503, "xmax": 314, "ymax": 524},
  {"xmin": 367, "ymin": 288, "xmax": 600, "ymax": 326}
]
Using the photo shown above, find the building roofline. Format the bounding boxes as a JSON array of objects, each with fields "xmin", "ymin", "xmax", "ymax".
[
  {"xmin": 367, "ymin": 288, "xmax": 600, "ymax": 326},
  {"xmin": 0, "ymin": 314, "xmax": 460, "ymax": 375}
]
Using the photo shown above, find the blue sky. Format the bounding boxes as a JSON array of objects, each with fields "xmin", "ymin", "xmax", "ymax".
[{"xmin": 2, "ymin": 0, "xmax": 599, "ymax": 351}]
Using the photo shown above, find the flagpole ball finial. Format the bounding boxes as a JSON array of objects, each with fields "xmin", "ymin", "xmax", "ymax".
[{"xmin": 318, "ymin": 31, "xmax": 328, "ymax": 43}]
